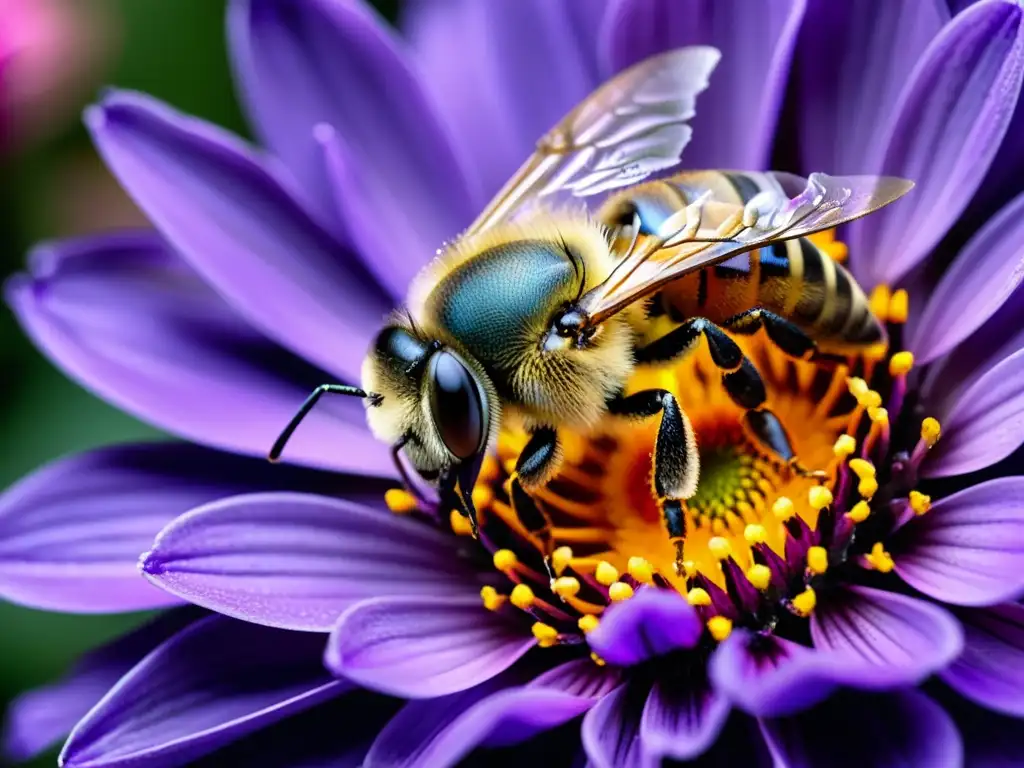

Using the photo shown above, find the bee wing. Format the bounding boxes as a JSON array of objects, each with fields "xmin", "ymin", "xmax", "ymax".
[
  {"xmin": 463, "ymin": 46, "xmax": 722, "ymax": 237},
  {"xmin": 579, "ymin": 173, "xmax": 915, "ymax": 323}
]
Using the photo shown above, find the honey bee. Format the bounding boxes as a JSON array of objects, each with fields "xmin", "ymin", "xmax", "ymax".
[{"xmin": 269, "ymin": 46, "xmax": 912, "ymax": 573}]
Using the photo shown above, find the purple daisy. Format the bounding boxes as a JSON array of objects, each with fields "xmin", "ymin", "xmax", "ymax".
[{"xmin": 4, "ymin": 0, "xmax": 1024, "ymax": 765}]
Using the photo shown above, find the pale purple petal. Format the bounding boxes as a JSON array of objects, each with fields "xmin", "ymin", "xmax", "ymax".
[
  {"xmin": 925, "ymin": 348, "xmax": 1024, "ymax": 477},
  {"xmin": 760, "ymin": 690, "xmax": 962, "ymax": 768},
  {"xmin": 5, "ymin": 231, "xmax": 390, "ymax": 476},
  {"xmin": 709, "ymin": 631, "xmax": 835, "ymax": 717},
  {"xmin": 795, "ymin": 0, "xmax": 948, "ymax": 175},
  {"xmin": 639, "ymin": 676, "xmax": 729, "ymax": 764},
  {"xmin": 229, "ymin": 0, "xmax": 478, "ymax": 297},
  {"xmin": 2, "ymin": 610, "xmax": 199, "ymax": 761},
  {"xmin": 847, "ymin": 0, "xmax": 1024, "ymax": 287},
  {"xmin": 810, "ymin": 585, "xmax": 963, "ymax": 686},
  {"xmin": 585, "ymin": 587, "xmax": 702, "ymax": 667},
  {"xmin": 580, "ymin": 684, "xmax": 643, "ymax": 768},
  {"xmin": 911, "ymin": 190, "xmax": 1024, "ymax": 364},
  {"xmin": 325, "ymin": 595, "xmax": 534, "ymax": 698},
  {"xmin": 61, "ymin": 616, "xmax": 348, "ymax": 768},
  {"xmin": 893, "ymin": 478, "xmax": 1024, "ymax": 605},
  {"xmin": 404, "ymin": 0, "xmax": 602, "ymax": 200},
  {"xmin": 941, "ymin": 603, "xmax": 1024, "ymax": 716},
  {"xmin": 603, "ymin": 0, "xmax": 806, "ymax": 169},
  {"xmin": 0, "ymin": 443, "xmax": 352, "ymax": 613},
  {"xmin": 86, "ymin": 89, "xmax": 391, "ymax": 382},
  {"xmin": 141, "ymin": 492, "xmax": 479, "ymax": 632}
]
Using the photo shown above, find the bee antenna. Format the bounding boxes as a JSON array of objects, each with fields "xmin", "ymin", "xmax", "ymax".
[
  {"xmin": 269, "ymin": 384, "xmax": 381, "ymax": 462},
  {"xmin": 560, "ymin": 234, "xmax": 588, "ymax": 301}
]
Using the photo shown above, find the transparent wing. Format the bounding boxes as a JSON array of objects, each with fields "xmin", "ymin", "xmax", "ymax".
[
  {"xmin": 464, "ymin": 46, "xmax": 722, "ymax": 237},
  {"xmin": 579, "ymin": 173, "xmax": 915, "ymax": 323}
]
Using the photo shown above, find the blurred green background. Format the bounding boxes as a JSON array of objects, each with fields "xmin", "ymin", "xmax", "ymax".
[{"xmin": 0, "ymin": 1, "xmax": 395, "ymax": 765}]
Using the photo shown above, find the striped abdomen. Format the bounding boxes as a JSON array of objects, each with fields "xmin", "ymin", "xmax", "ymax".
[{"xmin": 597, "ymin": 170, "xmax": 885, "ymax": 353}]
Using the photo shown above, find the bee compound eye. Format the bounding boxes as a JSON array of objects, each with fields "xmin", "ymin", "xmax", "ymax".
[{"xmin": 428, "ymin": 352, "xmax": 487, "ymax": 460}]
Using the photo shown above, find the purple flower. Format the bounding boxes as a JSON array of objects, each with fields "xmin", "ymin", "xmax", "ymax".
[{"xmin": 4, "ymin": 0, "xmax": 1024, "ymax": 765}]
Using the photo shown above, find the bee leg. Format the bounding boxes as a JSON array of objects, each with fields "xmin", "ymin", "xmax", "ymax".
[
  {"xmin": 722, "ymin": 308, "xmax": 844, "ymax": 365},
  {"xmin": 511, "ymin": 427, "xmax": 560, "ymax": 584},
  {"xmin": 607, "ymin": 389, "xmax": 698, "ymax": 575}
]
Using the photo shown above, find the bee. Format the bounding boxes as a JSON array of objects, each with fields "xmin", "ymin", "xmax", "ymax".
[{"xmin": 269, "ymin": 46, "xmax": 912, "ymax": 574}]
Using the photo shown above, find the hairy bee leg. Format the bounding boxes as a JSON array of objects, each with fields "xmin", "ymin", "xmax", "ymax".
[
  {"xmin": 512, "ymin": 427, "xmax": 560, "ymax": 583},
  {"xmin": 608, "ymin": 389, "xmax": 698, "ymax": 575},
  {"xmin": 722, "ymin": 308, "xmax": 844, "ymax": 364}
]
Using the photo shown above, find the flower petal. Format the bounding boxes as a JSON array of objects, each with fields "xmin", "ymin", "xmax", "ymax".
[
  {"xmin": 847, "ymin": 0, "xmax": 1024, "ymax": 286},
  {"xmin": 795, "ymin": 0, "xmax": 948, "ymax": 175},
  {"xmin": 2, "ymin": 610, "xmax": 199, "ymax": 761},
  {"xmin": 404, "ymin": 0, "xmax": 601, "ymax": 200},
  {"xmin": 60, "ymin": 616, "xmax": 347, "ymax": 768},
  {"xmin": 5, "ymin": 231, "xmax": 390, "ymax": 475},
  {"xmin": 709, "ymin": 630, "xmax": 835, "ymax": 718},
  {"xmin": 602, "ymin": 0, "xmax": 806, "ymax": 170},
  {"xmin": 911, "ymin": 191, "xmax": 1024, "ymax": 364},
  {"xmin": 0, "ymin": 443, "xmax": 351, "ymax": 613},
  {"xmin": 894, "ymin": 478, "xmax": 1024, "ymax": 605},
  {"xmin": 141, "ymin": 492, "xmax": 477, "ymax": 632},
  {"xmin": 639, "ymin": 676, "xmax": 730, "ymax": 764},
  {"xmin": 760, "ymin": 689, "xmax": 962, "ymax": 768},
  {"xmin": 940, "ymin": 690, "xmax": 1024, "ymax": 768},
  {"xmin": 580, "ymin": 683, "xmax": 644, "ymax": 768},
  {"xmin": 810, "ymin": 586, "xmax": 963, "ymax": 686},
  {"xmin": 925, "ymin": 348, "xmax": 1024, "ymax": 477},
  {"xmin": 325, "ymin": 595, "xmax": 535, "ymax": 698},
  {"xmin": 229, "ymin": 0, "xmax": 477, "ymax": 296},
  {"xmin": 585, "ymin": 587, "xmax": 702, "ymax": 667},
  {"xmin": 86, "ymin": 89, "xmax": 391, "ymax": 381},
  {"xmin": 941, "ymin": 603, "xmax": 1024, "ymax": 716}
]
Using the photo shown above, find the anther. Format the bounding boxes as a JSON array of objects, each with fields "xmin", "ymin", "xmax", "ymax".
[
  {"xmin": 808, "ymin": 486, "xmax": 833, "ymax": 511},
  {"xmin": 510, "ymin": 583, "xmax": 535, "ymax": 609},
  {"xmin": 746, "ymin": 564, "xmax": 772, "ymax": 590},
  {"xmin": 848, "ymin": 458, "xmax": 875, "ymax": 479},
  {"xmin": 682, "ymin": 560, "xmax": 697, "ymax": 579},
  {"xmin": 627, "ymin": 556, "xmax": 654, "ymax": 584},
  {"xmin": 846, "ymin": 500, "xmax": 871, "ymax": 523},
  {"xmin": 687, "ymin": 587, "xmax": 712, "ymax": 606},
  {"xmin": 480, "ymin": 586, "xmax": 506, "ymax": 611},
  {"xmin": 869, "ymin": 285, "xmax": 891, "ymax": 323},
  {"xmin": 595, "ymin": 561, "xmax": 620, "ymax": 586},
  {"xmin": 708, "ymin": 536, "xmax": 732, "ymax": 560},
  {"xmin": 493, "ymin": 549, "xmax": 518, "ymax": 572},
  {"xmin": 471, "ymin": 485, "xmax": 493, "ymax": 511},
  {"xmin": 791, "ymin": 587, "xmax": 817, "ymax": 616},
  {"xmin": 806, "ymin": 546, "xmax": 828, "ymax": 575},
  {"xmin": 847, "ymin": 377, "xmax": 869, "ymax": 399},
  {"xmin": 578, "ymin": 615, "xmax": 600, "ymax": 633},
  {"xmin": 384, "ymin": 489, "xmax": 418, "ymax": 514},
  {"xmin": 833, "ymin": 435, "xmax": 856, "ymax": 460},
  {"xmin": 921, "ymin": 417, "xmax": 941, "ymax": 447},
  {"xmin": 889, "ymin": 289, "xmax": 909, "ymax": 324},
  {"xmin": 590, "ymin": 652, "xmax": 607, "ymax": 667},
  {"xmin": 909, "ymin": 490, "xmax": 931, "ymax": 515},
  {"xmin": 772, "ymin": 496, "xmax": 795, "ymax": 521},
  {"xmin": 889, "ymin": 351, "xmax": 914, "ymax": 376},
  {"xmin": 865, "ymin": 542, "xmax": 895, "ymax": 573},
  {"xmin": 868, "ymin": 406, "xmax": 889, "ymax": 426},
  {"xmin": 857, "ymin": 389, "xmax": 883, "ymax": 409},
  {"xmin": 449, "ymin": 509, "xmax": 475, "ymax": 536},
  {"xmin": 531, "ymin": 622, "xmax": 559, "ymax": 648},
  {"xmin": 707, "ymin": 616, "xmax": 733, "ymax": 641},
  {"xmin": 744, "ymin": 524, "xmax": 767, "ymax": 545},
  {"xmin": 551, "ymin": 546, "xmax": 574, "ymax": 576},
  {"xmin": 608, "ymin": 582, "xmax": 634, "ymax": 602}
]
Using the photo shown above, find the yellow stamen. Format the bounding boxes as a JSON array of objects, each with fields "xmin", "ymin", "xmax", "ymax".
[
  {"xmin": 682, "ymin": 560, "xmax": 697, "ymax": 579},
  {"xmin": 857, "ymin": 389, "xmax": 883, "ymax": 409},
  {"xmin": 578, "ymin": 615, "xmax": 599, "ymax": 633},
  {"xmin": 384, "ymin": 488, "xmax": 417, "ymax": 514},
  {"xmin": 772, "ymin": 496, "xmax": 795, "ymax": 521},
  {"xmin": 921, "ymin": 417, "xmax": 941, "ymax": 447},
  {"xmin": 806, "ymin": 546, "xmax": 829, "ymax": 575},
  {"xmin": 889, "ymin": 351, "xmax": 914, "ymax": 376},
  {"xmin": 707, "ymin": 616, "xmax": 733, "ymax": 641},
  {"xmin": 869, "ymin": 406, "xmax": 889, "ymax": 426},
  {"xmin": 847, "ymin": 377, "xmax": 869, "ymax": 399},
  {"xmin": 480, "ymin": 586, "xmax": 505, "ymax": 611},
  {"xmin": 744, "ymin": 524, "xmax": 767, "ymax": 545},
  {"xmin": 792, "ymin": 587, "xmax": 817, "ymax": 616},
  {"xmin": 510, "ymin": 583, "xmax": 535, "ymax": 609},
  {"xmin": 708, "ymin": 536, "xmax": 732, "ymax": 560},
  {"xmin": 493, "ymin": 549, "xmax": 518, "ymax": 572},
  {"xmin": 746, "ymin": 564, "xmax": 772, "ymax": 590},
  {"xmin": 808, "ymin": 486, "xmax": 833, "ymax": 511},
  {"xmin": 687, "ymin": 587, "xmax": 712, "ymax": 606},
  {"xmin": 608, "ymin": 582, "xmax": 635, "ymax": 602},
  {"xmin": 551, "ymin": 546, "xmax": 574, "ymax": 576},
  {"xmin": 595, "ymin": 561, "xmax": 620, "ymax": 586},
  {"xmin": 869, "ymin": 285, "xmax": 891, "ymax": 322},
  {"xmin": 627, "ymin": 556, "xmax": 654, "ymax": 584},
  {"xmin": 449, "ymin": 509, "xmax": 474, "ymax": 536},
  {"xmin": 531, "ymin": 622, "xmax": 559, "ymax": 647},
  {"xmin": 590, "ymin": 652, "xmax": 607, "ymax": 667},
  {"xmin": 909, "ymin": 490, "xmax": 932, "ymax": 516},
  {"xmin": 833, "ymin": 434, "xmax": 856, "ymax": 460},
  {"xmin": 471, "ymin": 485, "xmax": 493, "ymax": 511},
  {"xmin": 848, "ymin": 458, "xmax": 876, "ymax": 479},
  {"xmin": 552, "ymin": 576, "xmax": 581, "ymax": 598},
  {"xmin": 889, "ymin": 289, "xmax": 909, "ymax": 323},
  {"xmin": 859, "ymin": 477, "xmax": 879, "ymax": 500},
  {"xmin": 846, "ymin": 500, "xmax": 871, "ymax": 523},
  {"xmin": 864, "ymin": 542, "xmax": 895, "ymax": 573}
]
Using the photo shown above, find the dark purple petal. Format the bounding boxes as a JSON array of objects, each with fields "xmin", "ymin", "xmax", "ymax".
[
  {"xmin": 894, "ymin": 479, "xmax": 1024, "ymax": 605},
  {"xmin": 0, "ymin": 443, "xmax": 357, "ymax": 613},
  {"xmin": 404, "ymin": 0, "xmax": 602, "ymax": 201},
  {"xmin": 528, "ymin": 658, "xmax": 623, "ymax": 699},
  {"xmin": 603, "ymin": 0, "xmax": 805, "ymax": 169},
  {"xmin": 911, "ymin": 191, "xmax": 1024, "ymax": 364},
  {"xmin": 810, "ymin": 586, "xmax": 963, "ymax": 686},
  {"xmin": 5, "ymin": 231, "xmax": 391, "ymax": 475},
  {"xmin": 847, "ymin": 0, "xmax": 1024, "ymax": 286},
  {"xmin": 580, "ymin": 683, "xmax": 643, "ymax": 768},
  {"xmin": 86, "ymin": 90, "xmax": 391, "ymax": 381},
  {"xmin": 60, "ymin": 616, "xmax": 347, "ymax": 768},
  {"xmin": 585, "ymin": 587, "xmax": 702, "ymax": 667},
  {"xmin": 941, "ymin": 603, "xmax": 1024, "ymax": 716},
  {"xmin": 760, "ymin": 689, "xmax": 962, "ymax": 768},
  {"xmin": 639, "ymin": 676, "xmax": 730, "ymax": 764},
  {"xmin": 141, "ymin": 492, "xmax": 478, "ymax": 631},
  {"xmin": 229, "ymin": 0, "xmax": 478, "ymax": 297},
  {"xmin": 925, "ymin": 349, "xmax": 1024, "ymax": 477},
  {"xmin": 939, "ymin": 690, "xmax": 1024, "ymax": 768},
  {"xmin": 709, "ymin": 630, "xmax": 835, "ymax": 717},
  {"xmin": 795, "ymin": 0, "xmax": 948, "ymax": 175},
  {"xmin": 325, "ymin": 595, "xmax": 534, "ymax": 698},
  {"xmin": 2, "ymin": 610, "xmax": 200, "ymax": 761}
]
